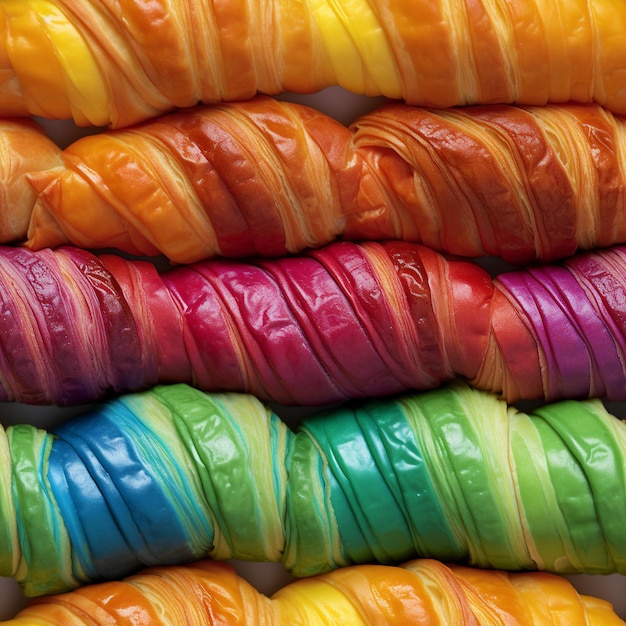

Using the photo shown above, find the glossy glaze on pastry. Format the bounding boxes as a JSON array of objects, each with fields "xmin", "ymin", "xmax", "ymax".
[
  {"xmin": 0, "ymin": 118, "xmax": 60, "ymax": 242},
  {"xmin": 5, "ymin": 559, "xmax": 624, "ymax": 625},
  {"xmin": 0, "ymin": 0, "xmax": 624, "ymax": 126},
  {"xmin": 0, "ymin": 241, "xmax": 625, "ymax": 405},
  {"xmin": 22, "ymin": 98, "xmax": 626, "ymax": 264},
  {"xmin": 0, "ymin": 381, "xmax": 624, "ymax": 596}
]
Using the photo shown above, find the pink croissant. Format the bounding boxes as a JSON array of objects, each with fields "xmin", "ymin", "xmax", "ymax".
[{"xmin": 0, "ymin": 240, "xmax": 624, "ymax": 406}]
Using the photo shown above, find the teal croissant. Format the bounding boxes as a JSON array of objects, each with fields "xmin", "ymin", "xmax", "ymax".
[{"xmin": 1, "ymin": 382, "xmax": 624, "ymax": 597}]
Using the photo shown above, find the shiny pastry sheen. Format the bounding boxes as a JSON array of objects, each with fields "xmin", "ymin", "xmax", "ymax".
[
  {"xmin": 1, "ymin": 382, "xmax": 626, "ymax": 597},
  {"xmin": 4, "ymin": 560, "xmax": 624, "ymax": 625},
  {"xmin": 0, "ymin": 118, "xmax": 60, "ymax": 243},
  {"xmin": 0, "ymin": 0, "xmax": 624, "ymax": 127},
  {"xmin": 0, "ymin": 240, "xmax": 626, "ymax": 405},
  {"xmin": 24, "ymin": 98, "xmax": 626, "ymax": 264}
]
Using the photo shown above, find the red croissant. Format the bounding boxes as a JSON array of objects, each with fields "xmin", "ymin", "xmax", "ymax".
[
  {"xmin": 21, "ymin": 97, "xmax": 626, "ymax": 265},
  {"xmin": 0, "ymin": 239, "xmax": 625, "ymax": 406},
  {"xmin": 5, "ymin": 559, "xmax": 624, "ymax": 625}
]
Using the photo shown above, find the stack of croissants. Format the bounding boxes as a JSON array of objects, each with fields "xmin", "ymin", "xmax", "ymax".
[{"xmin": 0, "ymin": 0, "xmax": 624, "ymax": 623}]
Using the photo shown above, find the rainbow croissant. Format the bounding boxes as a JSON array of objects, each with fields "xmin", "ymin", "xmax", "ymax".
[
  {"xmin": 1, "ymin": 382, "xmax": 625, "ymax": 597},
  {"xmin": 0, "ymin": 0, "xmax": 624, "ymax": 126},
  {"xmin": 0, "ymin": 0, "xmax": 624, "ymax": 622},
  {"xmin": 0, "ymin": 241, "xmax": 624, "ymax": 405},
  {"xmin": 5, "ymin": 559, "xmax": 624, "ymax": 625},
  {"xmin": 22, "ymin": 98, "xmax": 626, "ymax": 265}
]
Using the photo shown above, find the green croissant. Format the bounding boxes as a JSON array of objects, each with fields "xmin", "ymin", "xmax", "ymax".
[{"xmin": 1, "ymin": 381, "xmax": 624, "ymax": 597}]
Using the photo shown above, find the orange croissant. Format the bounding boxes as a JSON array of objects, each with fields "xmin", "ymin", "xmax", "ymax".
[
  {"xmin": 5, "ymin": 559, "xmax": 623, "ymax": 625},
  {"xmin": 0, "ymin": 118, "xmax": 60, "ymax": 243},
  {"xmin": 0, "ymin": 0, "xmax": 624, "ymax": 127},
  {"xmin": 24, "ymin": 97, "xmax": 626, "ymax": 264}
]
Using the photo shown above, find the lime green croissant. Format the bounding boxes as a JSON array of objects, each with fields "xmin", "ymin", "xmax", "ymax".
[{"xmin": 1, "ymin": 381, "xmax": 624, "ymax": 597}]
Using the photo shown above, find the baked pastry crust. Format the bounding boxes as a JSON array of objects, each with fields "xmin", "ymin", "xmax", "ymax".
[
  {"xmin": 23, "ymin": 98, "xmax": 626, "ymax": 264},
  {"xmin": 0, "ymin": 241, "xmax": 623, "ymax": 405},
  {"xmin": 0, "ymin": 118, "xmax": 60, "ymax": 242},
  {"xmin": 0, "ymin": 0, "xmax": 624, "ymax": 127},
  {"xmin": 7, "ymin": 559, "xmax": 623, "ymax": 624}
]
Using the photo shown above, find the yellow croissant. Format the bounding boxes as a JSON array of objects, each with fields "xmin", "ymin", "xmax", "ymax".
[
  {"xmin": 0, "ymin": 0, "xmax": 624, "ymax": 127},
  {"xmin": 5, "ymin": 559, "xmax": 624, "ymax": 625}
]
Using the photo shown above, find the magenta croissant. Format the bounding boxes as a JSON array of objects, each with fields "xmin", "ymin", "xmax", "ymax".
[{"xmin": 0, "ymin": 240, "xmax": 624, "ymax": 406}]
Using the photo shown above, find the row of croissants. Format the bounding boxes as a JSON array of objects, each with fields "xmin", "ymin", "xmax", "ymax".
[
  {"xmin": 0, "ymin": 0, "xmax": 625, "ymax": 623},
  {"xmin": 0, "ymin": 97, "xmax": 625, "ymax": 265}
]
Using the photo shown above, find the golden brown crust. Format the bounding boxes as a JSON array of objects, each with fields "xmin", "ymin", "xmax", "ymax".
[
  {"xmin": 11, "ymin": 559, "xmax": 622, "ymax": 624},
  {"xmin": 0, "ymin": 119, "xmax": 61, "ymax": 242},
  {"xmin": 0, "ymin": 0, "xmax": 624, "ymax": 127},
  {"xmin": 350, "ymin": 102, "xmax": 626, "ymax": 263},
  {"xmin": 24, "ymin": 99, "xmax": 626, "ymax": 265}
]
